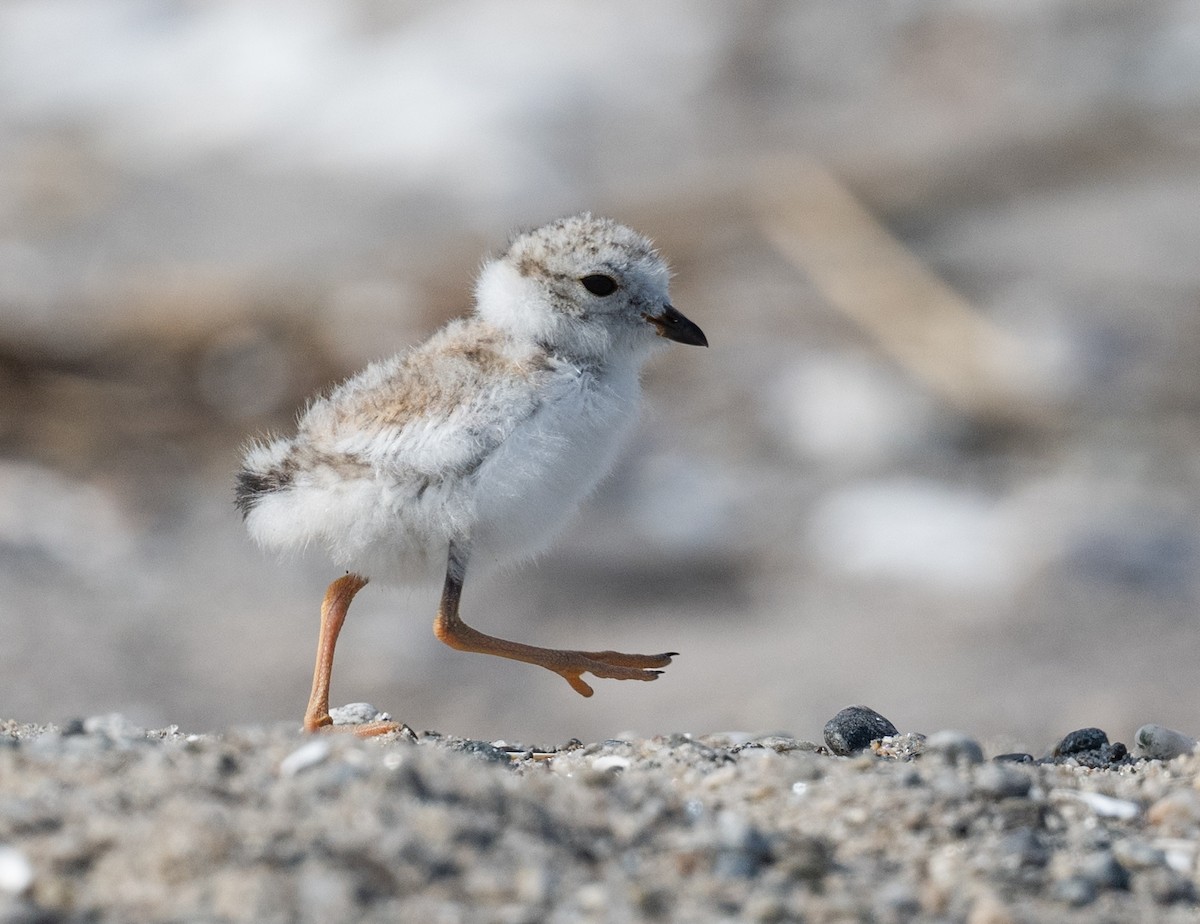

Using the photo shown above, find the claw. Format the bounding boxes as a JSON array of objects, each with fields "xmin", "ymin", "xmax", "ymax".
[{"xmin": 561, "ymin": 672, "xmax": 595, "ymax": 697}]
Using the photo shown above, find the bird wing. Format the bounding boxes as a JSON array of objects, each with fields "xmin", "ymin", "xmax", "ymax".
[{"xmin": 310, "ymin": 321, "xmax": 547, "ymax": 484}]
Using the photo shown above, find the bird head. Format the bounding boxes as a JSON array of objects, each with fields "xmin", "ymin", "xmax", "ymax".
[{"xmin": 474, "ymin": 213, "xmax": 706, "ymax": 364}]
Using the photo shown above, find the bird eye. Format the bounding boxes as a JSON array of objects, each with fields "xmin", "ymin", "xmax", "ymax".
[{"xmin": 580, "ymin": 274, "xmax": 618, "ymax": 297}]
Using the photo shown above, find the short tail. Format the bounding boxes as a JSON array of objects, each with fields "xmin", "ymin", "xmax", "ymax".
[{"xmin": 234, "ymin": 440, "xmax": 295, "ymax": 519}]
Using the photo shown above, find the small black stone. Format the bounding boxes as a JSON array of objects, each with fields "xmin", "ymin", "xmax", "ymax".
[
  {"xmin": 823, "ymin": 705, "xmax": 898, "ymax": 756},
  {"xmin": 448, "ymin": 739, "xmax": 510, "ymax": 764},
  {"xmin": 60, "ymin": 718, "xmax": 86, "ymax": 737},
  {"xmin": 994, "ymin": 752, "xmax": 1035, "ymax": 764},
  {"xmin": 1054, "ymin": 727, "xmax": 1109, "ymax": 758}
]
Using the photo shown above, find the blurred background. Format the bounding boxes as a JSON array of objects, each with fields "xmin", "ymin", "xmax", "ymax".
[{"xmin": 2, "ymin": 0, "xmax": 1199, "ymax": 748}]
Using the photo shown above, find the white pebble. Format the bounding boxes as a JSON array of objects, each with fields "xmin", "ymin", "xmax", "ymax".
[
  {"xmin": 83, "ymin": 713, "xmax": 144, "ymax": 739},
  {"xmin": 0, "ymin": 846, "xmax": 34, "ymax": 895},
  {"xmin": 1159, "ymin": 839, "xmax": 1197, "ymax": 875},
  {"xmin": 329, "ymin": 703, "xmax": 390, "ymax": 725},
  {"xmin": 1055, "ymin": 789, "xmax": 1140, "ymax": 820},
  {"xmin": 591, "ymin": 755, "xmax": 630, "ymax": 772},
  {"xmin": 279, "ymin": 739, "xmax": 332, "ymax": 777}
]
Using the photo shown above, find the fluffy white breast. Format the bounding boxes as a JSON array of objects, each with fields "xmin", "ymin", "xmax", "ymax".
[{"xmin": 467, "ymin": 357, "xmax": 643, "ymax": 566}]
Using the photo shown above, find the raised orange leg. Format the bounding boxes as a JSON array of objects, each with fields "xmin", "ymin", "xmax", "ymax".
[
  {"xmin": 303, "ymin": 573, "xmax": 400, "ymax": 738},
  {"xmin": 432, "ymin": 543, "xmax": 676, "ymax": 697}
]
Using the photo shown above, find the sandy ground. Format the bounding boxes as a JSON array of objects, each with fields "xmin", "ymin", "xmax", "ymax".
[{"xmin": 1, "ymin": 713, "xmax": 1198, "ymax": 923}]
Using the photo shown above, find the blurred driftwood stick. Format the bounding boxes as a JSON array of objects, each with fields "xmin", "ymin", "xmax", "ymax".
[{"xmin": 754, "ymin": 157, "xmax": 1052, "ymax": 428}]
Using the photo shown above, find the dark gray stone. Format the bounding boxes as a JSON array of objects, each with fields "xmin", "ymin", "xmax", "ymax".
[
  {"xmin": 823, "ymin": 706, "xmax": 898, "ymax": 756},
  {"xmin": 1054, "ymin": 727, "xmax": 1108, "ymax": 757}
]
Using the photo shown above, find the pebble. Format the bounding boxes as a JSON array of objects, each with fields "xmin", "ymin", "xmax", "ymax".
[
  {"xmin": 82, "ymin": 713, "xmax": 144, "ymax": 741},
  {"xmin": 823, "ymin": 706, "xmax": 898, "ymax": 756},
  {"xmin": 59, "ymin": 718, "xmax": 86, "ymax": 737},
  {"xmin": 1138, "ymin": 868, "xmax": 1197, "ymax": 904},
  {"xmin": 753, "ymin": 735, "xmax": 816, "ymax": 754},
  {"xmin": 591, "ymin": 755, "xmax": 631, "ymax": 773},
  {"xmin": 997, "ymin": 828, "xmax": 1049, "ymax": 871},
  {"xmin": 1077, "ymin": 850, "xmax": 1130, "ymax": 891},
  {"xmin": 447, "ymin": 739, "xmax": 510, "ymax": 764},
  {"xmin": 328, "ymin": 703, "xmax": 391, "ymax": 725},
  {"xmin": 1146, "ymin": 790, "xmax": 1200, "ymax": 830},
  {"xmin": 1053, "ymin": 727, "xmax": 1108, "ymax": 757},
  {"xmin": 1052, "ymin": 875, "xmax": 1098, "ymax": 907},
  {"xmin": 1050, "ymin": 728, "xmax": 1130, "ymax": 768},
  {"xmin": 278, "ymin": 739, "xmax": 332, "ymax": 777},
  {"xmin": 973, "ymin": 763, "xmax": 1033, "ymax": 799},
  {"xmin": 1056, "ymin": 790, "xmax": 1141, "ymax": 821},
  {"xmin": 0, "ymin": 848, "xmax": 32, "ymax": 895},
  {"xmin": 924, "ymin": 730, "xmax": 984, "ymax": 766},
  {"xmin": 874, "ymin": 880, "xmax": 921, "ymax": 922},
  {"xmin": 714, "ymin": 812, "xmax": 774, "ymax": 879},
  {"xmin": 1134, "ymin": 724, "xmax": 1197, "ymax": 761},
  {"xmin": 872, "ymin": 732, "xmax": 925, "ymax": 760},
  {"xmin": 1112, "ymin": 838, "xmax": 1167, "ymax": 871}
]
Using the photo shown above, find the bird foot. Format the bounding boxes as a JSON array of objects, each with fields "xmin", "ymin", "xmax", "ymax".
[
  {"xmin": 552, "ymin": 650, "xmax": 678, "ymax": 697},
  {"xmin": 303, "ymin": 713, "xmax": 416, "ymax": 739}
]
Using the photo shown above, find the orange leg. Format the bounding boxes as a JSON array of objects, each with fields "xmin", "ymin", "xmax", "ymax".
[
  {"xmin": 303, "ymin": 574, "xmax": 400, "ymax": 738},
  {"xmin": 432, "ymin": 544, "xmax": 676, "ymax": 697}
]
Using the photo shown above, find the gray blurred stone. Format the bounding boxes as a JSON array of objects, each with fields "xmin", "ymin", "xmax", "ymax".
[
  {"xmin": 1077, "ymin": 850, "xmax": 1130, "ymax": 891},
  {"xmin": 1052, "ymin": 875, "xmax": 1097, "ymax": 907},
  {"xmin": 974, "ymin": 763, "xmax": 1033, "ymax": 799},
  {"xmin": 924, "ymin": 730, "xmax": 985, "ymax": 766},
  {"xmin": 1134, "ymin": 724, "xmax": 1197, "ymax": 761},
  {"xmin": 1112, "ymin": 839, "xmax": 1167, "ymax": 871}
]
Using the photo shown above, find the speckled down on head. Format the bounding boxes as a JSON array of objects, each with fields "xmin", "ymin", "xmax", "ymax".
[{"xmin": 235, "ymin": 214, "xmax": 706, "ymax": 728}]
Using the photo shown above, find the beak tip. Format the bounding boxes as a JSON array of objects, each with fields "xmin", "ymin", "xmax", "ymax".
[{"xmin": 648, "ymin": 305, "xmax": 708, "ymax": 348}]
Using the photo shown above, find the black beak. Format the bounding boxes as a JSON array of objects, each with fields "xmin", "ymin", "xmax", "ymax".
[{"xmin": 645, "ymin": 304, "xmax": 708, "ymax": 347}]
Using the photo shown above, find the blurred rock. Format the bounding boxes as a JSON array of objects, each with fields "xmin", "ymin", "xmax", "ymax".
[
  {"xmin": 823, "ymin": 706, "xmax": 898, "ymax": 756},
  {"xmin": 924, "ymin": 730, "xmax": 985, "ymax": 766},
  {"xmin": 1134, "ymin": 724, "xmax": 1198, "ymax": 762}
]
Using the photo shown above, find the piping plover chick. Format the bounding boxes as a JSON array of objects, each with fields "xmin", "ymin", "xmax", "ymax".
[{"xmin": 236, "ymin": 213, "xmax": 707, "ymax": 735}]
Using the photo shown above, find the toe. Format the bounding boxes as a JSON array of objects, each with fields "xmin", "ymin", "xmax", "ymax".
[{"xmin": 560, "ymin": 671, "xmax": 596, "ymax": 697}]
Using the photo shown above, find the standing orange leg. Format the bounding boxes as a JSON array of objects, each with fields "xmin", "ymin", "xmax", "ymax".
[
  {"xmin": 303, "ymin": 573, "xmax": 400, "ymax": 737},
  {"xmin": 432, "ymin": 543, "xmax": 675, "ymax": 697}
]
